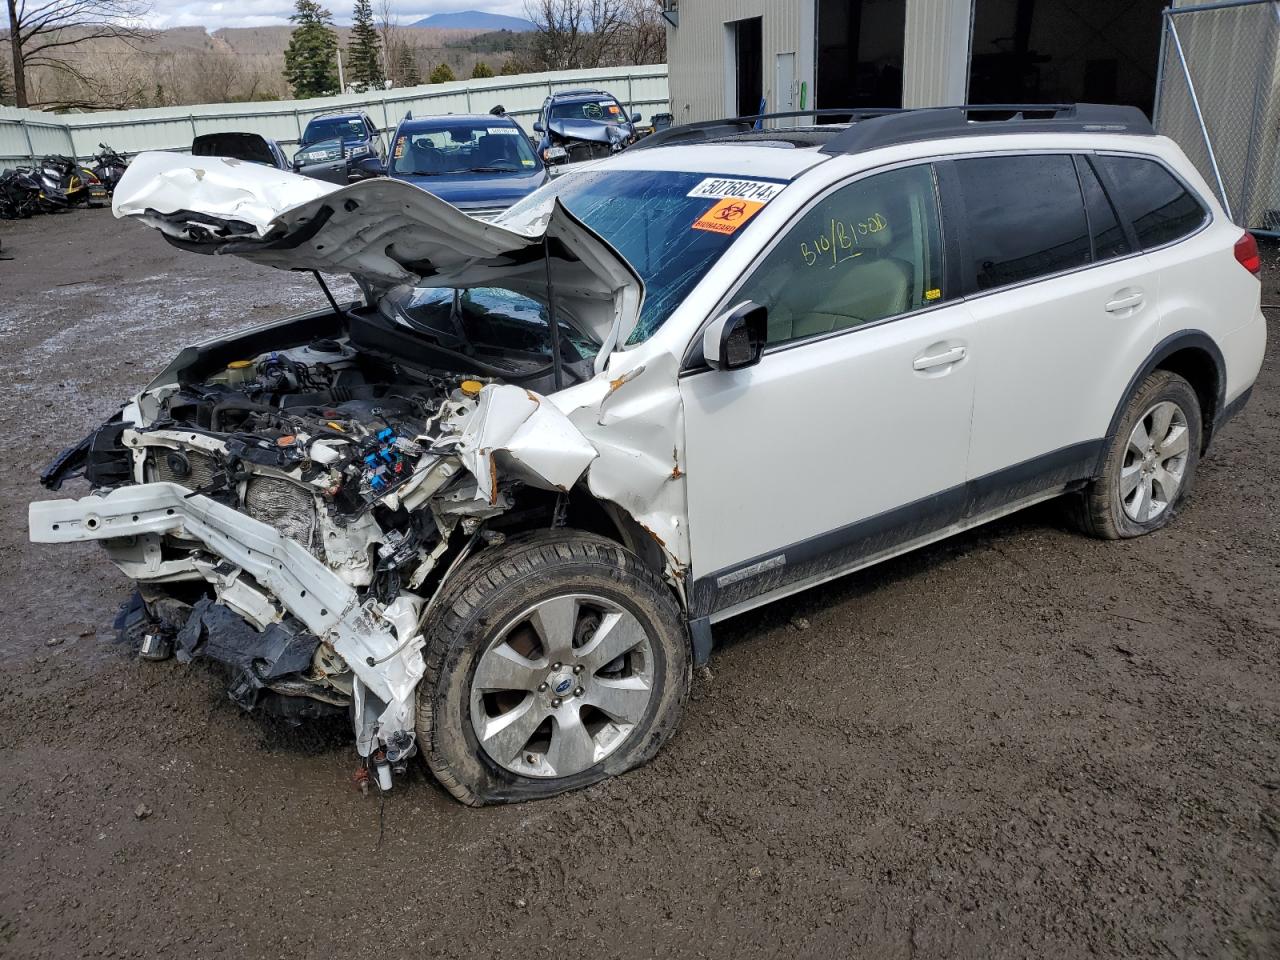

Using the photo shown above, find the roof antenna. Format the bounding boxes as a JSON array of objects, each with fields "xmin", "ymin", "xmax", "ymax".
[{"xmin": 542, "ymin": 236, "xmax": 565, "ymax": 391}]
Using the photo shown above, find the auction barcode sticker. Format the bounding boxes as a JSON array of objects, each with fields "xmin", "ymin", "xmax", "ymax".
[{"xmin": 687, "ymin": 177, "xmax": 786, "ymax": 202}]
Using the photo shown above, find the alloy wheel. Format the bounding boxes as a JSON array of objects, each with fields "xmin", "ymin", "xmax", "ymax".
[
  {"xmin": 1121, "ymin": 400, "xmax": 1190, "ymax": 523},
  {"xmin": 469, "ymin": 594, "xmax": 655, "ymax": 779}
]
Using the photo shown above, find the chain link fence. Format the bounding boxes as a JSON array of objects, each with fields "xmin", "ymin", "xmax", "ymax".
[{"xmin": 1154, "ymin": 0, "xmax": 1280, "ymax": 235}]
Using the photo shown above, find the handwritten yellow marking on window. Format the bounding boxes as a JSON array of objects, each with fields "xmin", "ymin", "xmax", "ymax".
[
  {"xmin": 692, "ymin": 197, "xmax": 765, "ymax": 235},
  {"xmin": 924, "ymin": 288, "xmax": 942, "ymax": 301},
  {"xmin": 800, "ymin": 212, "xmax": 890, "ymax": 268},
  {"xmin": 393, "ymin": 138, "xmax": 406, "ymax": 159}
]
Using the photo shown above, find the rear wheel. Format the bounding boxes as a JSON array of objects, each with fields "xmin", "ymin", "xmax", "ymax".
[
  {"xmin": 417, "ymin": 531, "xmax": 690, "ymax": 805},
  {"xmin": 1072, "ymin": 370, "xmax": 1202, "ymax": 539}
]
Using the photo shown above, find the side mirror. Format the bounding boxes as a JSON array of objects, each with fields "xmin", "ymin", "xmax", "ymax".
[
  {"xmin": 631, "ymin": 112, "xmax": 642, "ymax": 124},
  {"xmin": 703, "ymin": 301, "xmax": 767, "ymax": 370},
  {"xmin": 353, "ymin": 156, "xmax": 385, "ymax": 179},
  {"xmin": 532, "ymin": 121, "xmax": 544, "ymax": 133}
]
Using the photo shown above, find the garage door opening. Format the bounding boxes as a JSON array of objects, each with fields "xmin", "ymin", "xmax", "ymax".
[
  {"xmin": 817, "ymin": 0, "xmax": 905, "ymax": 113},
  {"xmin": 968, "ymin": 0, "xmax": 1165, "ymax": 115},
  {"xmin": 729, "ymin": 17, "xmax": 763, "ymax": 118}
]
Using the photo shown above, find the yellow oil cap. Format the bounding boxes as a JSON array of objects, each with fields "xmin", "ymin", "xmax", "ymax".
[
  {"xmin": 460, "ymin": 379, "xmax": 484, "ymax": 397},
  {"xmin": 227, "ymin": 359, "xmax": 254, "ymax": 370}
]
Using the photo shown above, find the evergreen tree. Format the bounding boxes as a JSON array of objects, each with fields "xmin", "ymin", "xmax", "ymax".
[
  {"xmin": 470, "ymin": 61, "xmax": 494, "ymax": 79},
  {"xmin": 284, "ymin": 0, "xmax": 339, "ymax": 98},
  {"xmin": 429, "ymin": 62, "xmax": 456, "ymax": 84},
  {"xmin": 498, "ymin": 58, "xmax": 523, "ymax": 76},
  {"xmin": 346, "ymin": 0, "xmax": 384, "ymax": 88},
  {"xmin": 396, "ymin": 45, "xmax": 420, "ymax": 86}
]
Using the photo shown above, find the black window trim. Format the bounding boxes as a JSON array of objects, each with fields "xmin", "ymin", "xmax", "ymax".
[
  {"xmin": 679, "ymin": 157, "xmax": 958, "ymax": 374},
  {"xmin": 938, "ymin": 148, "xmax": 1213, "ymax": 303},
  {"xmin": 679, "ymin": 147, "xmax": 1215, "ymax": 375}
]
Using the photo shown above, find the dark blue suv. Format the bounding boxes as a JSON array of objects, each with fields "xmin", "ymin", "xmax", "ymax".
[
  {"xmin": 293, "ymin": 112, "xmax": 385, "ymax": 183},
  {"xmin": 385, "ymin": 113, "xmax": 548, "ymax": 220}
]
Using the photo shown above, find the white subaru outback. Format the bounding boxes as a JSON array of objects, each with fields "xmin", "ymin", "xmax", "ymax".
[{"xmin": 30, "ymin": 105, "xmax": 1266, "ymax": 803}]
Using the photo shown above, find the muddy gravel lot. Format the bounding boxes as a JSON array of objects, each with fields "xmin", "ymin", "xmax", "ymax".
[{"xmin": 1, "ymin": 208, "xmax": 1278, "ymax": 959}]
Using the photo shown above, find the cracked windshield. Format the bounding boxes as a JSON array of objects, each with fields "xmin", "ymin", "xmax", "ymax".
[{"xmin": 502, "ymin": 169, "xmax": 789, "ymax": 343}]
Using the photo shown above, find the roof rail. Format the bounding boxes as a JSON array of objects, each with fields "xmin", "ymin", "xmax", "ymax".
[
  {"xmin": 630, "ymin": 108, "xmax": 903, "ymax": 151},
  {"xmin": 819, "ymin": 103, "xmax": 1153, "ymax": 155}
]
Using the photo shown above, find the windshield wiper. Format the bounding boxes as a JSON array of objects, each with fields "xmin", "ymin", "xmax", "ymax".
[{"xmin": 467, "ymin": 165, "xmax": 516, "ymax": 173}]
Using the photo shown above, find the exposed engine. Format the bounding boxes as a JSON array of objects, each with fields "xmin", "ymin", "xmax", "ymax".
[
  {"xmin": 34, "ymin": 308, "xmax": 600, "ymax": 774},
  {"xmin": 61, "ymin": 335, "xmax": 535, "ymax": 741}
]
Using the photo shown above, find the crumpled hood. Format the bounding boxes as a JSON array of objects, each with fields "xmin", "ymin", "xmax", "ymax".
[
  {"xmin": 112, "ymin": 152, "xmax": 643, "ymax": 365},
  {"xmin": 547, "ymin": 118, "xmax": 630, "ymax": 145}
]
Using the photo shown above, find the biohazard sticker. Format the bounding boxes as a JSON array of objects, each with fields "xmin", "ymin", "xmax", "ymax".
[
  {"xmin": 688, "ymin": 177, "xmax": 785, "ymax": 202},
  {"xmin": 692, "ymin": 197, "xmax": 765, "ymax": 234}
]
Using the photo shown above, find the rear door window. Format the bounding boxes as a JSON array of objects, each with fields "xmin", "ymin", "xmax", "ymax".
[
  {"xmin": 1092, "ymin": 155, "xmax": 1207, "ymax": 250},
  {"xmin": 950, "ymin": 154, "xmax": 1091, "ymax": 291}
]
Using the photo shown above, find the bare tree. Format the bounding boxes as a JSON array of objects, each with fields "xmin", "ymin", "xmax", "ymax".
[
  {"xmin": 619, "ymin": 0, "xmax": 664, "ymax": 66},
  {"xmin": 375, "ymin": 0, "xmax": 402, "ymax": 84},
  {"xmin": 524, "ymin": 0, "xmax": 658, "ymax": 70},
  {"xmin": 6, "ymin": 0, "xmax": 153, "ymax": 108}
]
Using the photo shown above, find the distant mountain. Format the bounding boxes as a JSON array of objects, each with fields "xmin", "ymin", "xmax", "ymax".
[{"xmin": 410, "ymin": 10, "xmax": 537, "ymax": 31}]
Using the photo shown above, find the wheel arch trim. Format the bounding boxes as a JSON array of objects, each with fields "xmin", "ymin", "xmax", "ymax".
[{"xmin": 1096, "ymin": 330, "xmax": 1226, "ymax": 476}]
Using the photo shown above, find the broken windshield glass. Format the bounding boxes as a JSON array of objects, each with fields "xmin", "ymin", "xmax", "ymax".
[{"xmin": 500, "ymin": 169, "xmax": 789, "ymax": 344}]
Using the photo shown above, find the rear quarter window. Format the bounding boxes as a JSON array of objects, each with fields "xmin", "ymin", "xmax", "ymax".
[{"xmin": 1093, "ymin": 155, "xmax": 1207, "ymax": 250}]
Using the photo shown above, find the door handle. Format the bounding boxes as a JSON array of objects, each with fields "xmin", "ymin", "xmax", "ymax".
[
  {"xmin": 1105, "ymin": 292, "xmax": 1144, "ymax": 313},
  {"xmin": 913, "ymin": 345, "xmax": 967, "ymax": 370}
]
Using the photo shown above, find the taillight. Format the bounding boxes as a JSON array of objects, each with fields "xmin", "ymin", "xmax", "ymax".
[{"xmin": 1234, "ymin": 231, "xmax": 1262, "ymax": 278}]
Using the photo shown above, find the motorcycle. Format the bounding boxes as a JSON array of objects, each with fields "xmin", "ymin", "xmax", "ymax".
[{"xmin": 91, "ymin": 143, "xmax": 129, "ymax": 194}]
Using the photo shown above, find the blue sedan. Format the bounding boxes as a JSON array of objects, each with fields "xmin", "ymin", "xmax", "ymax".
[{"xmin": 385, "ymin": 114, "xmax": 548, "ymax": 220}]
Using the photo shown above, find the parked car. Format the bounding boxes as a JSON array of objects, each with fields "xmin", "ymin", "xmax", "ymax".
[
  {"xmin": 292, "ymin": 112, "xmax": 385, "ymax": 183},
  {"xmin": 192, "ymin": 132, "xmax": 290, "ymax": 169},
  {"xmin": 31, "ymin": 104, "xmax": 1265, "ymax": 805},
  {"xmin": 377, "ymin": 112, "xmax": 548, "ymax": 220},
  {"xmin": 532, "ymin": 88, "xmax": 642, "ymax": 173}
]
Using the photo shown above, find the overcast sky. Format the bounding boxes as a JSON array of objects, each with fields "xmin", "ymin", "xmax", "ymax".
[{"xmin": 142, "ymin": 0, "xmax": 531, "ymax": 30}]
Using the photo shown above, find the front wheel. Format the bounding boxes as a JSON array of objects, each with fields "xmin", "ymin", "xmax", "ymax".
[
  {"xmin": 1072, "ymin": 370, "xmax": 1202, "ymax": 539},
  {"xmin": 417, "ymin": 531, "xmax": 690, "ymax": 805}
]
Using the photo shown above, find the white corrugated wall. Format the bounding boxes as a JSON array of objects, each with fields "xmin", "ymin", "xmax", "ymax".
[
  {"xmin": 666, "ymin": 1, "xmax": 974, "ymax": 122},
  {"xmin": 666, "ymin": 0, "xmax": 814, "ymax": 124},
  {"xmin": 903, "ymin": 0, "xmax": 974, "ymax": 107}
]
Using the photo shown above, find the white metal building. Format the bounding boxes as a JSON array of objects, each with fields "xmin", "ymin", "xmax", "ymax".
[{"xmin": 663, "ymin": 0, "xmax": 1166, "ymax": 123}]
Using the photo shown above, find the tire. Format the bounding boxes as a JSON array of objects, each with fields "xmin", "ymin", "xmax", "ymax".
[
  {"xmin": 1071, "ymin": 370, "xmax": 1202, "ymax": 539},
  {"xmin": 416, "ymin": 530, "xmax": 691, "ymax": 805}
]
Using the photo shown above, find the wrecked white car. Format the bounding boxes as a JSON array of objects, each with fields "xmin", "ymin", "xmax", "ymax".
[{"xmin": 30, "ymin": 106, "xmax": 1264, "ymax": 804}]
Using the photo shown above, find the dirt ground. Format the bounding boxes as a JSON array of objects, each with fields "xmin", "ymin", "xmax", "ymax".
[{"xmin": 1, "ymin": 207, "xmax": 1278, "ymax": 960}]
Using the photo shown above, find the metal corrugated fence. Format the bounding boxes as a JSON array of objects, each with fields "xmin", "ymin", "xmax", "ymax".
[{"xmin": 0, "ymin": 65, "xmax": 669, "ymax": 166}]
